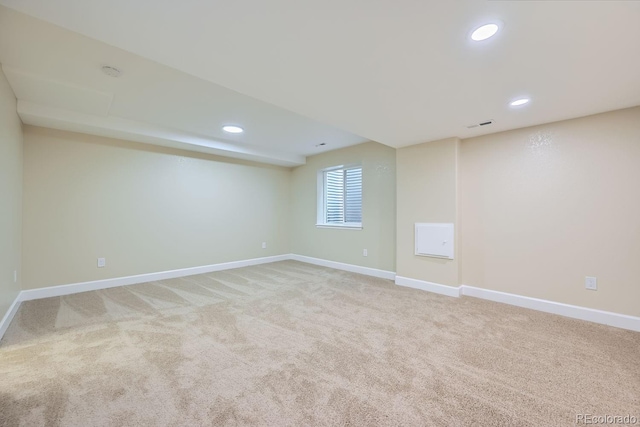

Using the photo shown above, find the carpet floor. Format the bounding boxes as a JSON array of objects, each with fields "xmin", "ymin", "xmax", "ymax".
[{"xmin": 0, "ymin": 261, "xmax": 638, "ymax": 426}]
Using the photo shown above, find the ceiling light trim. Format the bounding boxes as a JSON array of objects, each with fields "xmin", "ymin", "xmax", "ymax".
[
  {"xmin": 510, "ymin": 98, "xmax": 531, "ymax": 107},
  {"xmin": 470, "ymin": 23, "xmax": 500, "ymax": 42},
  {"xmin": 222, "ymin": 125, "xmax": 244, "ymax": 134}
]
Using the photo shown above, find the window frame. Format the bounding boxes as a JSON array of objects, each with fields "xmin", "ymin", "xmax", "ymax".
[{"xmin": 316, "ymin": 164, "xmax": 363, "ymax": 230}]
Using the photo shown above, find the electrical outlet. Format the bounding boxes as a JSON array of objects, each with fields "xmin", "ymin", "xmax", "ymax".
[
  {"xmin": 13, "ymin": 270, "xmax": 17, "ymax": 283},
  {"xmin": 97, "ymin": 258, "xmax": 106, "ymax": 268},
  {"xmin": 262, "ymin": 242, "xmax": 267, "ymax": 249},
  {"xmin": 585, "ymin": 276, "xmax": 597, "ymax": 291},
  {"xmin": 363, "ymin": 249, "xmax": 368, "ymax": 257}
]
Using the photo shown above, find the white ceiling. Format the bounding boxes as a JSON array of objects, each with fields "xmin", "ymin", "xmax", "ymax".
[
  {"xmin": 1, "ymin": 1, "xmax": 639, "ymax": 163},
  {"xmin": 0, "ymin": 6, "xmax": 368, "ymax": 166}
]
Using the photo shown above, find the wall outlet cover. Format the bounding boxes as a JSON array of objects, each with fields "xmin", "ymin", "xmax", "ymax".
[{"xmin": 585, "ymin": 276, "xmax": 597, "ymax": 290}]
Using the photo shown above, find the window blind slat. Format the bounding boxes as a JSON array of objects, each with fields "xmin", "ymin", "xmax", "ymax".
[
  {"xmin": 344, "ymin": 168, "xmax": 362, "ymax": 223},
  {"xmin": 345, "ymin": 168, "xmax": 362, "ymax": 222},
  {"xmin": 323, "ymin": 167, "xmax": 361, "ymax": 225},
  {"xmin": 325, "ymin": 169, "xmax": 344, "ymax": 224}
]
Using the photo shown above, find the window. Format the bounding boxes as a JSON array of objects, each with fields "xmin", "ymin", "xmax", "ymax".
[{"xmin": 317, "ymin": 165, "xmax": 362, "ymax": 228}]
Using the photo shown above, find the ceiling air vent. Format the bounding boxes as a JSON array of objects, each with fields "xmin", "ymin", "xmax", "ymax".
[{"xmin": 467, "ymin": 120, "xmax": 493, "ymax": 129}]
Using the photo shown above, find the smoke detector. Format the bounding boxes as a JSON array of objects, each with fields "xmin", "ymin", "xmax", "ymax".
[{"xmin": 101, "ymin": 65, "xmax": 122, "ymax": 78}]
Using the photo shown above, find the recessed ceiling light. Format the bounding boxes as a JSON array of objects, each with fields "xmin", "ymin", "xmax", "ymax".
[
  {"xmin": 222, "ymin": 125, "xmax": 244, "ymax": 134},
  {"xmin": 510, "ymin": 98, "xmax": 530, "ymax": 107},
  {"xmin": 471, "ymin": 23, "xmax": 499, "ymax": 41}
]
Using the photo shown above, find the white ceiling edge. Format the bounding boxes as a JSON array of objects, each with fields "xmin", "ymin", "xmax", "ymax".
[
  {"xmin": 17, "ymin": 101, "xmax": 306, "ymax": 167},
  {"xmin": 3, "ymin": 65, "xmax": 114, "ymax": 116}
]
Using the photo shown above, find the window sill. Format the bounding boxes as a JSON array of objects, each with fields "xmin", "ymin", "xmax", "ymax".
[{"xmin": 316, "ymin": 223, "xmax": 362, "ymax": 230}]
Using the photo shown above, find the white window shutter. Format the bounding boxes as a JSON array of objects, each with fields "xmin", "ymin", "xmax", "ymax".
[
  {"xmin": 323, "ymin": 167, "xmax": 362, "ymax": 225},
  {"xmin": 344, "ymin": 168, "xmax": 362, "ymax": 223},
  {"xmin": 325, "ymin": 169, "xmax": 344, "ymax": 224}
]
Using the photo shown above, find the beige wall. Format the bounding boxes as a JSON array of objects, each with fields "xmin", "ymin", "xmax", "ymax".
[
  {"xmin": 290, "ymin": 142, "xmax": 396, "ymax": 272},
  {"xmin": 461, "ymin": 107, "xmax": 640, "ymax": 317},
  {"xmin": 13, "ymin": 98, "xmax": 640, "ymax": 319},
  {"xmin": 0, "ymin": 67, "xmax": 22, "ymax": 317},
  {"xmin": 396, "ymin": 138, "xmax": 460, "ymax": 287},
  {"xmin": 395, "ymin": 108, "xmax": 640, "ymax": 317},
  {"xmin": 22, "ymin": 126, "xmax": 291, "ymax": 290}
]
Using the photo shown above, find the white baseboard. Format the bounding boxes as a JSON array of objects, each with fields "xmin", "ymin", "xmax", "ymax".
[
  {"xmin": 392, "ymin": 276, "xmax": 639, "ymax": 332},
  {"xmin": 460, "ymin": 285, "xmax": 640, "ymax": 332},
  {"xmin": 0, "ymin": 293, "xmax": 22, "ymax": 341},
  {"xmin": 17, "ymin": 254, "xmax": 395, "ymax": 304},
  {"xmin": 290, "ymin": 254, "xmax": 396, "ymax": 281},
  {"xmin": 19, "ymin": 254, "xmax": 292, "ymax": 302},
  {"xmin": 395, "ymin": 276, "xmax": 461, "ymax": 297},
  {"xmin": 10, "ymin": 253, "xmax": 639, "ymax": 334}
]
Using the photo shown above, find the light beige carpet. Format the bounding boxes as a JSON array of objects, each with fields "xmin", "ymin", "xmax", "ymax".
[{"xmin": 1, "ymin": 261, "xmax": 638, "ymax": 426}]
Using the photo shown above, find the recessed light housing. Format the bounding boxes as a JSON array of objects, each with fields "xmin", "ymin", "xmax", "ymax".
[
  {"xmin": 222, "ymin": 125, "xmax": 244, "ymax": 134},
  {"xmin": 510, "ymin": 98, "xmax": 530, "ymax": 107},
  {"xmin": 471, "ymin": 23, "xmax": 499, "ymax": 41}
]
